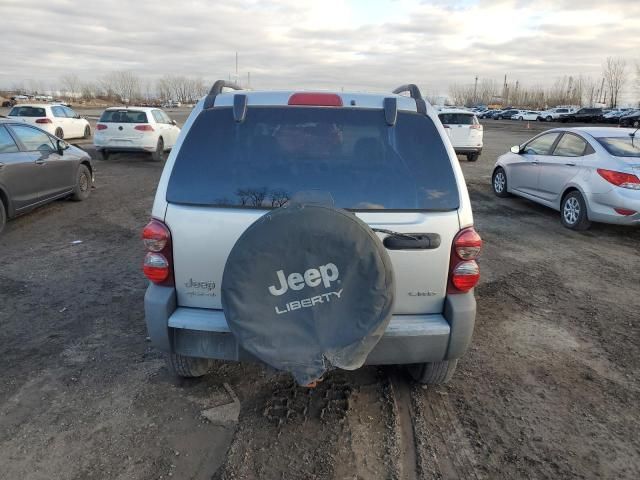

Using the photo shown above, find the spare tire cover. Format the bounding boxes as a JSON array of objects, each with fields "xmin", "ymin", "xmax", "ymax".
[{"xmin": 221, "ymin": 204, "xmax": 395, "ymax": 385}]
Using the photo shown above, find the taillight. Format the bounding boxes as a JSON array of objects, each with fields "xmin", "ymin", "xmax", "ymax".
[
  {"xmin": 470, "ymin": 124, "xmax": 483, "ymax": 130},
  {"xmin": 451, "ymin": 261, "xmax": 480, "ymax": 291},
  {"xmin": 142, "ymin": 219, "xmax": 173, "ymax": 285},
  {"xmin": 288, "ymin": 93, "xmax": 343, "ymax": 107},
  {"xmin": 448, "ymin": 227, "xmax": 482, "ymax": 294},
  {"xmin": 143, "ymin": 253, "xmax": 170, "ymax": 283},
  {"xmin": 454, "ymin": 228, "xmax": 482, "ymax": 260},
  {"xmin": 614, "ymin": 208, "xmax": 636, "ymax": 216},
  {"xmin": 597, "ymin": 168, "xmax": 640, "ymax": 190},
  {"xmin": 135, "ymin": 124, "xmax": 154, "ymax": 132},
  {"xmin": 96, "ymin": 123, "xmax": 107, "ymax": 130},
  {"xmin": 35, "ymin": 118, "xmax": 52, "ymax": 124}
]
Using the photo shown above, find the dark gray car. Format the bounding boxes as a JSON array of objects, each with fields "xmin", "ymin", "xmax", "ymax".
[{"xmin": 0, "ymin": 119, "xmax": 94, "ymax": 233}]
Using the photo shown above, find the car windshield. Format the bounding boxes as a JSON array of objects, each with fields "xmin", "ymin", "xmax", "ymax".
[
  {"xmin": 9, "ymin": 106, "xmax": 46, "ymax": 117},
  {"xmin": 438, "ymin": 113, "xmax": 476, "ymax": 125},
  {"xmin": 596, "ymin": 137, "xmax": 640, "ymax": 157},
  {"xmin": 99, "ymin": 110, "xmax": 148, "ymax": 123},
  {"xmin": 167, "ymin": 107, "xmax": 460, "ymax": 211}
]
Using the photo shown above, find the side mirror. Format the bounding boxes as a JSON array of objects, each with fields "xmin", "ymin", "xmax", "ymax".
[
  {"xmin": 171, "ymin": 120, "xmax": 177, "ymax": 126},
  {"xmin": 510, "ymin": 145, "xmax": 521, "ymax": 154},
  {"xmin": 57, "ymin": 139, "xmax": 69, "ymax": 155}
]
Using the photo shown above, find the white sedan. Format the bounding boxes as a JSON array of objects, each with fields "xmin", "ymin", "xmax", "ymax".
[
  {"xmin": 93, "ymin": 107, "xmax": 181, "ymax": 162},
  {"xmin": 7, "ymin": 104, "xmax": 91, "ymax": 140},
  {"xmin": 511, "ymin": 110, "xmax": 541, "ymax": 121}
]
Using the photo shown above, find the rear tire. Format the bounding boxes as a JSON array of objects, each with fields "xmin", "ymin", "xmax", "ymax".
[
  {"xmin": 546, "ymin": 115, "xmax": 553, "ymax": 122},
  {"xmin": 71, "ymin": 164, "xmax": 91, "ymax": 201},
  {"xmin": 492, "ymin": 167, "xmax": 510, "ymax": 197},
  {"xmin": 518, "ymin": 116, "xmax": 524, "ymax": 121},
  {"xmin": 151, "ymin": 137, "xmax": 165, "ymax": 162},
  {"xmin": 0, "ymin": 196, "xmax": 6, "ymax": 235},
  {"xmin": 633, "ymin": 120, "xmax": 640, "ymax": 128},
  {"xmin": 55, "ymin": 127, "xmax": 64, "ymax": 139},
  {"xmin": 408, "ymin": 359, "xmax": 458, "ymax": 385},
  {"xmin": 83, "ymin": 125, "xmax": 91, "ymax": 139},
  {"xmin": 99, "ymin": 149, "xmax": 110, "ymax": 161},
  {"xmin": 561, "ymin": 191, "xmax": 591, "ymax": 230},
  {"xmin": 466, "ymin": 153, "xmax": 479, "ymax": 162},
  {"xmin": 167, "ymin": 353, "xmax": 213, "ymax": 378}
]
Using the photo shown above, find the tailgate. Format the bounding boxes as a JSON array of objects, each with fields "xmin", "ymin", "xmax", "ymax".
[{"xmin": 166, "ymin": 205, "xmax": 460, "ymax": 315}]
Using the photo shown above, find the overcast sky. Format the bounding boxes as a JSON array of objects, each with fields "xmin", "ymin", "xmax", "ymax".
[{"xmin": 2, "ymin": 0, "xmax": 639, "ymax": 101}]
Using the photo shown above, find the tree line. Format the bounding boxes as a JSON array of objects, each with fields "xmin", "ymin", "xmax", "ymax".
[
  {"xmin": 6, "ymin": 71, "xmax": 211, "ymax": 104},
  {"xmin": 445, "ymin": 57, "xmax": 639, "ymax": 109}
]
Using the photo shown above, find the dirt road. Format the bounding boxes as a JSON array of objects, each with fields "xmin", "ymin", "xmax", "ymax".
[{"xmin": 1, "ymin": 118, "xmax": 638, "ymax": 479}]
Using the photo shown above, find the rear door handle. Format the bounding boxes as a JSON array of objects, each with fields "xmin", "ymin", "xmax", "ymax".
[
  {"xmin": 565, "ymin": 162, "xmax": 576, "ymax": 166},
  {"xmin": 382, "ymin": 233, "xmax": 441, "ymax": 250},
  {"xmin": 35, "ymin": 159, "xmax": 46, "ymax": 165}
]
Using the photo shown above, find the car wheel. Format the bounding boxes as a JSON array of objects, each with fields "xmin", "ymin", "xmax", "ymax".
[
  {"xmin": 99, "ymin": 149, "xmax": 110, "ymax": 161},
  {"xmin": 151, "ymin": 137, "xmax": 165, "ymax": 162},
  {"xmin": 167, "ymin": 353, "xmax": 213, "ymax": 378},
  {"xmin": 546, "ymin": 116, "xmax": 553, "ymax": 122},
  {"xmin": 561, "ymin": 191, "xmax": 591, "ymax": 230},
  {"xmin": 55, "ymin": 127, "xmax": 64, "ymax": 139},
  {"xmin": 466, "ymin": 153, "xmax": 479, "ymax": 162},
  {"xmin": 0, "ymin": 196, "xmax": 6, "ymax": 235},
  {"xmin": 408, "ymin": 359, "xmax": 458, "ymax": 385},
  {"xmin": 71, "ymin": 164, "xmax": 91, "ymax": 201},
  {"xmin": 634, "ymin": 120, "xmax": 640, "ymax": 128},
  {"xmin": 492, "ymin": 167, "xmax": 510, "ymax": 197},
  {"xmin": 83, "ymin": 125, "xmax": 91, "ymax": 139},
  {"xmin": 518, "ymin": 116, "xmax": 524, "ymax": 121}
]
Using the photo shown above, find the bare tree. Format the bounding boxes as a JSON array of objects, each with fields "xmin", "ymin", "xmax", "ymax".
[
  {"xmin": 602, "ymin": 57, "xmax": 627, "ymax": 108},
  {"xmin": 60, "ymin": 73, "xmax": 82, "ymax": 100},
  {"xmin": 99, "ymin": 71, "xmax": 141, "ymax": 104}
]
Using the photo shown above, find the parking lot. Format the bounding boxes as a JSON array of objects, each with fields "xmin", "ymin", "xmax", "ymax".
[{"xmin": 1, "ymin": 110, "xmax": 638, "ymax": 480}]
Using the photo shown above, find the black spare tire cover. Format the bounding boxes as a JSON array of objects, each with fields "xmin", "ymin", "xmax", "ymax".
[{"xmin": 221, "ymin": 204, "xmax": 395, "ymax": 385}]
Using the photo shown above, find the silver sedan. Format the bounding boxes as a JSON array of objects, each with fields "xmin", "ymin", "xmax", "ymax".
[{"xmin": 492, "ymin": 127, "xmax": 640, "ymax": 230}]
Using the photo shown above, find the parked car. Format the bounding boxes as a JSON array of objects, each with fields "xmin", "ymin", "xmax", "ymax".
[
  {"xmin": 537, "ymin": 107, "xmax": 576, "ymax": 122},
  {"xmin": 2, "ymin": 100, "xmax": 16, "ymax": 108},
  {"xmin": 438, "ymin": 109, "xmax": 483, "ymax": 161},
  {"xmin": 477, "ymin": 110, "xmax": 496, "ymax": 119},
  {"xmin": 492, "ymin": 127, "xmax": 640, "ymax": 230},
  {"xmin": 619, "ymin": 110, "xmax": 640, "ymax": 128},
  {"xmin": 495, "ymin": 109, "xmax": 520, "ymax": 120},
  {"xmin": 0, "ymin": 119, "xmax": 93, "ymax": 234},
  {"xmin": 558, "ymin": 108, "xmax": 604, "ymax": 123},
  {"xmin": 512, "ymin": 110, "xmax": 540, "ymax": 121},
  {"xmin": 143, "ymin": 81, "xmax": 482, "ymax": 386},
  {"xmin": 6, "ymin": 104, "xmax": 91, "ymax": 140},
  {"xmin": 93, "ymin": 107, "xmax": 181, "ymax": 161}
]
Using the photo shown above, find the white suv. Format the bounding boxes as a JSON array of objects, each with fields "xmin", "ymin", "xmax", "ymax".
[
  {"xmin": 94, "ymin": 107, "xmax": 181, "ymax": 161},
  {"xmin": 538, "ymin": 107, "xmax": 577, "ymax": 122},
  {"xmin": 7, "ymin": 104, "xmax": 91, "ymax": 140},
  {"xmin": 143, "ymin": 82, "xmax": 482, "ymax": 385},
  {"xmin": 438, "ymin": 109, "xmax": 483, "ymax": 161}
]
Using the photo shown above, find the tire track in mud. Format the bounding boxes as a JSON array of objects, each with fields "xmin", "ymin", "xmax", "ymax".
[
  {"xmin": 387, "ymin": 370, "xmax": 418, "ymax": 480},
  {"xmin": 411, "ymin": 386, "xmax": 484, "ymax": 480}
]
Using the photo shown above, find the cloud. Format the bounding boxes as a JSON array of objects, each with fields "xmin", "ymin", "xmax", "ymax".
[{"xmin": 1, "ymin": 0, "xmax": 638, "ymax": 102}]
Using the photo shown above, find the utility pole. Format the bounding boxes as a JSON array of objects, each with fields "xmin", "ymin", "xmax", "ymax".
[
  {"xmin": 234, "ymin": 52, "xmax": 239, "ymax": 85},
  {"xmin": 473, "ymin": 75, "xmax": 478, "ymax": 105},
  {"xmin": 598, "ymin": 77, "xmax": 605, "ymax": 103},
  {"xmin": 247, "ymin": 72, "xmax": 251, "ymax": 89}
]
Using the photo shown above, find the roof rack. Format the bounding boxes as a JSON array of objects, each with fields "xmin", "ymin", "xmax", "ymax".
[
  {"xmin": 392, "ymin": 84, "xmax": 426, "ymax": 115},
  {"xmin": 203, "ymin": 80, "xmax": 243, "ymax": 109}
]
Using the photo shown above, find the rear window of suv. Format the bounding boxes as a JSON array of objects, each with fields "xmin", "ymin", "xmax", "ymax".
[
  {"xmin": 99, "ymin": 110, "xmax": 148, "ymax": 123},
  {"xmin": 9, "ymin": 106, "xmax": 46, "ymax": 117},
  {"xmin": 167, "ymin": 107, "xmax": 460, "ymax": 211},
  {"xmin": 438, "ymin": 113, "xmax": 477, "ymax": 125}
]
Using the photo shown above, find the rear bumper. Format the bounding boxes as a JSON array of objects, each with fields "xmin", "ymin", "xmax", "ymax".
[
  {"xmin": 454, "ymin": 147, "xmax": 482, "ymax": 155},
  {"xmin": 144, "ymin": 285, "xmax": 476, "ymax": 366},
  {"xmin": 587, "ymin": 189, "xmax": 640, "ymax": 225}
]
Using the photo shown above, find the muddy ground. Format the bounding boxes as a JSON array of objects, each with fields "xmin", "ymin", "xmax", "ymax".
[{"xmin": 0, "ymin": 114, "xmax": 638, "ymax": 479}]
